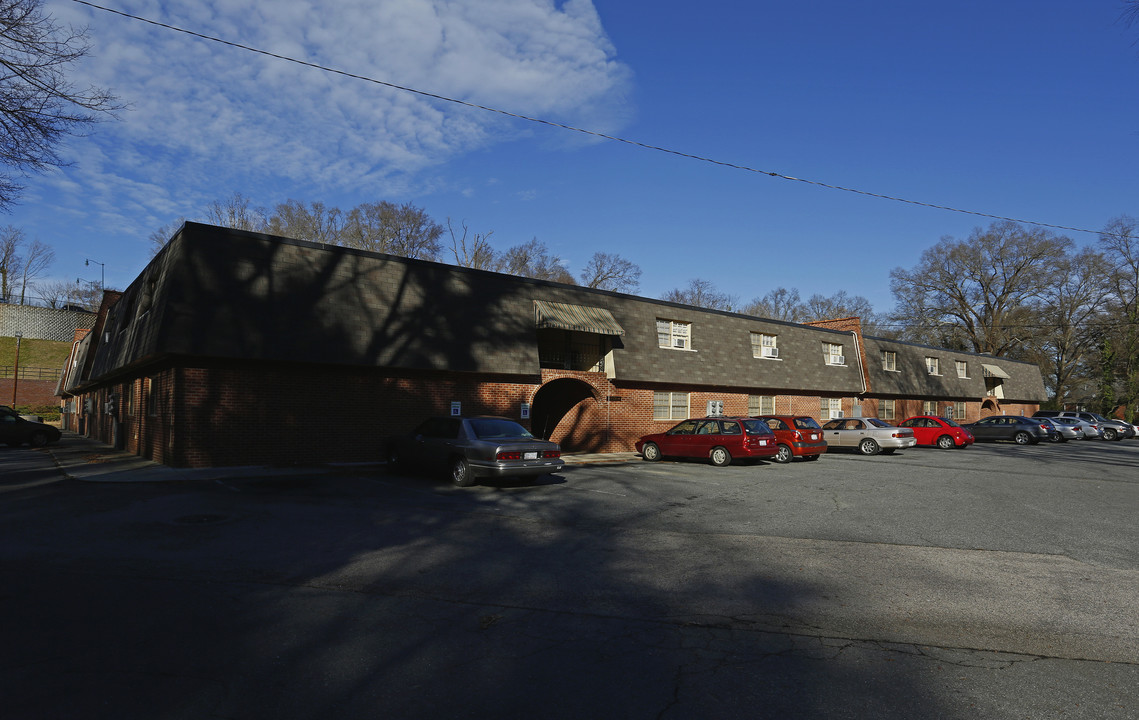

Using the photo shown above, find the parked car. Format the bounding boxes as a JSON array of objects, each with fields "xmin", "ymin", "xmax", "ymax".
[
  {"xmin": 386, "ymin": 416, "xmax": 564, "ymax": 487},
  {"xmin": 1026, "ymin": 417, "xmax": 1064, "ymax": 442},
  {"xmin": 896, "ymin": 415, "xmax": 975, "ymax": 449},
  {"xmin": 0, "ymin": 406, "xmax": 62, "ymax": 448},
  {"xmin": 1041, "ymin": 416, "xmax": 1085, "ymax": 441},
  {"xmin": 636, "ymin": 416, "xmax": 779, "ymax": 466},
  {"xmin": 819, "ymin": 417, "xmax": 917, "ymax": 455},
  {"xmin": 1035, "ymin": 410, "xmax": 1134, "ymax": 441},
  {"xmin": 753, "ymin": 415, "xmax": 827, "ymax": 462},
  {"xmin": 961, "ymin": 415, "xmax": 1050, "ymax": 445}
]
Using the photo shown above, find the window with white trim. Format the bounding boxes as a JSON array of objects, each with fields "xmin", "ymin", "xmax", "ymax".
[
  {"xmin": 656, "ymin": 319, "xmax": 691, "ymax": 350},
  {"xmin": 953, "ymin": 401, "xmax": 966, "ymax": 419},
  {"xmin": 926, "ymin": 357, "xmax": 940, "ymax": 375},
  {"xmin": 748, "ymin": 395, "xmax": 775, "ymax": 415},
  {"xmin": 878, "ymin": 399, "xmax": 895, "ymax": 420},
  {"xmin": 653, "ymin": 391, "xmax": 689, "ymax": 420},
  {"xmin": 956, "ymin": 360, "xmax": 968, "ymax": 378},
  {"xmin": 882, "ymin": 351, "xmax": 897, "ymax": 371},
  {"xmin": 820, "ymin": 398, "xmax": 843, "ymax": 421},
  {"xmin": 824, "ymin": 343, "xmax": 845, "ymax": 365},
  {"xmin": 750, "ymin": 332, "xmax": 779, "ymax": 359},
  {"xmin": 923, "ymin": 400, "xmax": 937, "ymax": 415}
]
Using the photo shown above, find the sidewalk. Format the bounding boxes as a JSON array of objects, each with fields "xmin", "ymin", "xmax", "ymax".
[{"xmin": 45, "ymin": 433, "xmax": 639, "ymax": 483}]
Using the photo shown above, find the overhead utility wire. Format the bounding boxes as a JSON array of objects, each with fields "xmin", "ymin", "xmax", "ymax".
[{"xmin": 73, "ymin": 0, "xmax": 1105, "ymax": 238}]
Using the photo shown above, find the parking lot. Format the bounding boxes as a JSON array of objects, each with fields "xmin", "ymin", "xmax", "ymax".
[{"xmin": 2, "ymin": 436, "xmax": 1138, "ymax": 719}]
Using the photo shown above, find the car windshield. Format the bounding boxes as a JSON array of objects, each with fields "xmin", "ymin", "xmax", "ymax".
[
  {"xmin": 793, "ymin": 417, "xmax": 822, "ymax": 430},
  {"xmin": 468, "ymin": 418, "xmax": 534, "ymax": 440},
  {"xmin": 865, "ymin": 418, "xmax": 892, "ymax": 428}
]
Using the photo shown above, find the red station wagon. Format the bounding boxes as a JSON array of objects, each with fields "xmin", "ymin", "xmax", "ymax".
[
  {"xmin": 636, "ymin": 416, "xmax": 779, "ymax": 466},
  {"xmin": 897, "ymin": 415, "xmax": 975, "ymax": 449},
  {"xmin": 753, "ymin": 415, "xmax": 827, "ymax": 463}
]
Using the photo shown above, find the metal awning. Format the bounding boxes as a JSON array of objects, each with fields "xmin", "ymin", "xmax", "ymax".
[
  {"xmin": 982, "ymin": 363, "xmax": 1011, "ymax": 379},
  {"xmin": 534, "ymin": 300, "xmax": 625, "ymax": 336}
]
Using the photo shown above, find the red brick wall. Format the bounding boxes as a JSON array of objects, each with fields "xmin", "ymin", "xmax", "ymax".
[{"xmin": 0, "ymin": 379, "xmax": 59, "ymax": 408}]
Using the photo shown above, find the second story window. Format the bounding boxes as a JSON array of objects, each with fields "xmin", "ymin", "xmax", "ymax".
[
  {"xmin": 750, "ymin": 332, "xmax": 779, "ymax": 358},
  {"xmin": 926, "ymin": 357, "xmax": 940, "ymax": 375},
  {"xmin": 882, "ymin": 350, "xmax": 896, "ymax": 371},
  {"xmin": 956, "ymin": 360, "xmax": 969, "ymax": 378},
  {"xmin": 657, "ymin": 319, "xmax": 691, "ymax": 350},
  {"xmin": 824, "ymin": 343, "xmax": 845, "ymax": 366}
]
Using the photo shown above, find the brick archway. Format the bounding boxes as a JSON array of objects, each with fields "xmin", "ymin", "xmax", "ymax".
[{"xmin": 530, "ymin": 377, "xmax": 598, "ymax": 442}]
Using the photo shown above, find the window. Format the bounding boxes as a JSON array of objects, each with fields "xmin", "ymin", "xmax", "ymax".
[
  {"xmin": 820, "ymin": 398, "xmax": 843, "ymax": 421},
  {"xmin": 146, "ymin": 378, "xmax": 158, "ymax": 416},
  {"xmin": 956, "ymin": 360, "xmax": 968, "ymax": 378},
  {"xmin": 750, "ymin": 332, "xmax": 779, "ymax": 358},
  {"xmin": 749, "ymin": 395, "xmax": 775, "ymax": 415},
  {"xmin": 656, "ymin": 319, "xmax": 691, "ymax": 350},
  {"xmin": 878, "ymin": 399, "xmax": 895, "ymax": 420},
  {"xmin": 923, "ymin": 400, "xmax": 937, "ymax": 415},
  {"xmin": 126, "ymin": 380, "xmax": 136, "ymax": 416},
  {"xmin": 882, "ymin": 351, "xmax": 896, "ymax": 371},
  {"xmin": 953, "ymin": 401, "xmax": 966, "ymax": 419},
  {"xmin": 926, "ymin": 357, "xmax": 940, "ymax": 375},
  {"xmin": 824, "ymin": 343, "xmax": 845, "ymax": 365},
  {"xmin": 653, "ymin": 391, "xmax": 689, "ymax": 420}
]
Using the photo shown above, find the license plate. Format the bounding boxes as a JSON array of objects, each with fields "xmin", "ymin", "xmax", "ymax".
[{"xmin": 524, "ymin": 452, "xmax": 538, "ymax": 460}]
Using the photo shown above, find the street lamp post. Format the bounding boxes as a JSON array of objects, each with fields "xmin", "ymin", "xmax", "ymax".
[
  {"xmin": 85, "ymin": 258, "xmax": 105, "ymax": 291},
  {"xmin": 11, "ymin": 331, "xmax": 22, "ymax": 407}
]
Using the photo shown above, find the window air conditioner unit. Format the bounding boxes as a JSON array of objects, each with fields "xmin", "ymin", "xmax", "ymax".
[
  {"xmin": 834, "ymin": 355, "xmax": 845, "ymax": 365},
  {"xmin": 763, "ymin": 347, "xmax": 779, "ymax": 358},
  {"xmin": 835, "ymin": 411, "xmax": 844, "ymax": 418}
]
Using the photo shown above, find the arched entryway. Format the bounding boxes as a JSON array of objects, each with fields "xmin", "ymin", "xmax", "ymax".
[
  {"xmin": 530, "ymin": 378, "xmax": 597, "ymax": 444},
  {"xmin": 981, "ymin": 398, "xmax": 999, "ymax": 416}
]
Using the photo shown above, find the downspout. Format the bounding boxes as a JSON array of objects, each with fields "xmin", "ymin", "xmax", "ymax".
[{"xmin": 851, "ymin": 331, "xmax": 867, "ymax": 409}]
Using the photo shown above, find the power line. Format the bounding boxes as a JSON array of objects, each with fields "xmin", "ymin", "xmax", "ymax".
[{"xmin": 72, "ymin": 0, "xmax": 1112, "ymax": 238}]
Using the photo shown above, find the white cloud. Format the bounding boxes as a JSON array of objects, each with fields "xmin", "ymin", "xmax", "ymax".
[{"xmin": 55, "ymin": 0, "xmax": 633, "ymax": 203}]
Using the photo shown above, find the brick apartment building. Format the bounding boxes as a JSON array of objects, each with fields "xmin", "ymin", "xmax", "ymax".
[{"xmin": 56, "ymin": 222, "xmax": 1046, "ymax": 468}]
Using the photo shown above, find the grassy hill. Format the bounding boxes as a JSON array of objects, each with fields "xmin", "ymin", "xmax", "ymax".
[{"xmin": 1, "ymin": 337, "xmax": 72, "ymax": 372}]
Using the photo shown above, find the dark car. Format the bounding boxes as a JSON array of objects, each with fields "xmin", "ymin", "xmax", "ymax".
[
  {"xmin": 897, "ymin": 415, "xmax": 975, "ymax": 449},
  {"xmin": 635, "ymin": 416, "xmax": 779, "ymax": 466},
  {"xmin": 961, "ymin": 415, "xmax": 1050, "ymax": 445},
  {"xmin": 386, "ymin": 416, "xmax": 564, "ymax": 487},
  {"xmin": 0, "ymin": 406, "xmax": 62, "ymax": 448},
  {"xmin": 1026, "ymin": 417, "xmax": 1064, "ymax": 443},
  {"xmin": 753, "ymin": 415, "xmax": 827, "ymax": 463}
]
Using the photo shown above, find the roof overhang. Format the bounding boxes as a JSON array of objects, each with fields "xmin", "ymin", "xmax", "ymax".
[{"xmin": 982, "ymin": 363, "xmax": 1011, "ymax": 379}]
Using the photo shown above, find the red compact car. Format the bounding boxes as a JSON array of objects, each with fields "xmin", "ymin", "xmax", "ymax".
[
  {"xmin": 636, "ymin": 416, "xmax": 779, "ymax": 466},
  {"xmin": 896, "ymin": 415, "xmax": 975, "ymax": 449},
  {"xmin": 753, "ymin": 415, "xmax": 827, "ymax": 463}
]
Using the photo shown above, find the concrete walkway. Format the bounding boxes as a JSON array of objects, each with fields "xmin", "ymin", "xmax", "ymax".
[{"xmin": 44, "ymin": 433, "xmax": 639, "ymax": 483}]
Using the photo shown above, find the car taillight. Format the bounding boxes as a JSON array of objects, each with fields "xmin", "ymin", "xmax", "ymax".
[
  {"xmin": 497, "ymin": 451, "xmax": 522, "ymax": 460},
  {"xmin": 543, "ymin": 450, "xmax": 561, "ymax": 459}
]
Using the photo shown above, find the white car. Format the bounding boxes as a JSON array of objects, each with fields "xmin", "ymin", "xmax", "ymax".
[{"xmin": 820, "ymin": 417, "xmax": 917, "ymax": 456}]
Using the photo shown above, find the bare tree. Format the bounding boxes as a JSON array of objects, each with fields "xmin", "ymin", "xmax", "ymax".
[
  {"xmin": 204, "ymin": 192, "xmax": 266, "ymax": 233},
  {"xmin": 0, "ymin": 0, "xmax": 120, "ymax": 209},
  {"xmin": 147, "ymin": 217, "xmax": 185, "ymax": 258},
  {"xmin": 266, "ymin": 199, "xmax": 343, "ymax": 245},
  {"xmin": 16, "ymin": 236, "xmax": 51, "ymax": 302},
  {"xmin": 447, "ymin": 218, "xmax": 497, "ymax": 270},
  {"xmin": 342, "ymin": 201, "xmax": 443, "ymax": 260},
  {"xmin": 889, "ymin": 221, "xmax": 1068, "ymax": 357},
  {"xmin": 662, "ymin": 278, "xmax": 737, "ymax": 311},
  {"xmin": 580, "ymin": 252, "xmax": 641, "ymax": 293},
  {"xmin": 31, "ymin": 277, "xmax": 73, "ymax": 308},
  {"xmin": 742, "ymin": 287, "xmax": 804, "ymax": 322},
  {"xmin": 1098, "ymin": 215, "xmax": 1139, "ymax": 420},
  {"xmin": 0, "ymin": 223, "xmax": 19, "ymax": 301},
  {"xmin": 496, "ymin": 238, "xmax": 574, "ymax": 284}
]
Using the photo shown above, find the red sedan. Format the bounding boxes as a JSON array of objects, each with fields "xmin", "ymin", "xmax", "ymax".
[
  {"xmin": 896, "ymin": 415, "xmax": 975, "ymax": 449},
  {"xmin": 636, "ymin": 416, "xmax": 779, "ymax": 466}
]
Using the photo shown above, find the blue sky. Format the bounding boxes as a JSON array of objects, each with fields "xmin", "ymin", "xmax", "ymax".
[{"xmin": 13, "ymin": 0, "xmax": 1139, "ymax": 313}]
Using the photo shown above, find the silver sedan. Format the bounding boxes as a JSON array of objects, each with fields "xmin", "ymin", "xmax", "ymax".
[
  {"xmin": 1046, "ymin": 416, "xmax": 1087, "ymax": 441},
  {"xmin": 821, "ymin": 417, "xmax": 917, "ymax": 456}
]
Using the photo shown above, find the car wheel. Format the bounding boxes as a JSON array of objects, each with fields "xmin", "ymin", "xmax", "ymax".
[
  {"xmin": 1102, "ymin": 428, "xmax": 1118, "ymax": 441},
  {"xmin": 774, "ymin": 444, "xmax": 793, "ymax": 464},
  {"xmin": 450, "ymin": 456, "xmax": 475, "ymax": 487},
  {"xmin": 709, "ymin": 446, "xmax": 732, "ymax": 467},
  {"xmin": 641, "ymin": 442, "xmax": 662, "ymax": 462},
  {"xmin": 858, "ymin": 438, "xmax": 880, "ymax": 456},
  {"xmin": 1013, "ymin": 431, "xmax": 1031, "ymax": 445},
  {"xmin": 936, "ymin": 435, "xmax": 955, "ymax": 450},
  {"xmin": 29, "ymin": 431, "xmax": 48, "ymax": 448}
]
